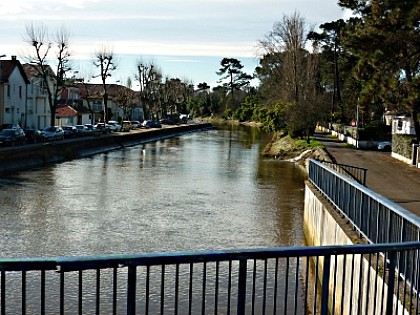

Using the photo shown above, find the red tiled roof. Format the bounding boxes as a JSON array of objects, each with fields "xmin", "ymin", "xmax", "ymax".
[
  {"xmin": 76, "ymin": 83, "xmax": 134, "ymax": 101},
  {"xmin": 56, "ymin": 105, "xmax": 78, "ymax": 118},
  {"xmin": 22, "ymin": 63, "xmax": 55, "ymax": 80}
]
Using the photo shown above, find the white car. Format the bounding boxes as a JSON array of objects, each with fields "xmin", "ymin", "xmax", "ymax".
[
  {"xmin": 377, "ymin": 141, "xmax": 392, "ymax": 151},
  {"xmin": 75, "ymin": 125, "xmax": 88, "ymax": 136},
  {"xmin": 107, "ymin": 121, "xmax": 121, "ymax": 132},
  {"xmin": 41, "ymin": 126, "xmax": 64, "ymax": 141},
  {"xmin": 130, "ymin": 121, "xmax": 141, "ymax": 129}
]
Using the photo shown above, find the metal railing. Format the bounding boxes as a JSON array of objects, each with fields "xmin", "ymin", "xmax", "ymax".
[
  {"xmin": 308, "ymin": 158, "xmax": 420, "ymax": 293},
  {"xmin": 320, "ymin": 160, "xmax": 368, "ymax": 186},
  {"xmin": 1, "ymin": 242, "xmax": 420, "ymax": 314},
  {"xmin": 308, "ymin": 158, "xmax": 420, "ymax": 245}
]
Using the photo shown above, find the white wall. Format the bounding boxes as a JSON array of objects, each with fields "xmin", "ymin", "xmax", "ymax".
[
  {"xmin": 304, "ymin": 183, "xmax": 409, "ymax": 315},
  {"xmin": 26, "ymin": 78, "xmax": 51, "ymax": 129},
  {"xmin": 2, "ymin": 67, "xmax": 27, "ymax": 126}
]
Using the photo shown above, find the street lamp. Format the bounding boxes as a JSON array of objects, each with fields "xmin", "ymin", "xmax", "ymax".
[
  {"xmin": 356, "ymin": 102, "xmax": 359, "ymax": 149},
  {"xmin": 0, "ymin": 55, "xmax": 6, "ymax": 127},
  {"xmin": 0, "ymin": 54, "xmax": 6, "ymax": 79}
]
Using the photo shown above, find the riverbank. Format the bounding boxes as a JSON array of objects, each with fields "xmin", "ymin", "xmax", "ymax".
[
  {"xmin": 0, "ymin": 123, "xmax": 213, "ymax": 175},
  {"xmin": 199, "ymin": 116, "xmax": 326, "ymax": 163},
  {"xmin": 262, "ymin": 132, "xmax": 326, "ymax": 162}
]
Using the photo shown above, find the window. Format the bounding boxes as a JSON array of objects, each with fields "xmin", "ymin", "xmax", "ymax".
[{"xmin": 7, "ymin": 85, "xmax": 10, "ymax": 97}]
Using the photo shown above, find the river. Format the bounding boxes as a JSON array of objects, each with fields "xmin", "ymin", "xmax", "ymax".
[{"xmin": 0, "ymin": 124, "xmax": 307, "ymax": 313}]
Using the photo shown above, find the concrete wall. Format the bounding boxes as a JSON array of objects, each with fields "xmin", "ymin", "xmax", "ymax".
[
  {"xmin": 0, "ymin": 123, "xmax": 213, "ymax": 175},
  {"xmin": 323, "ymin": 127, "xmax": 378, "ymax": 149},
  {"xmin": 304, "ymin": 182, "xmax": 408, "ymax": 315}
]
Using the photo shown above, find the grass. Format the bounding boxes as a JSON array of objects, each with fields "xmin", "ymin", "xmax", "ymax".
[{"xmin": 263, "ymin": 134, "xmax": 324, "ymax": 159}]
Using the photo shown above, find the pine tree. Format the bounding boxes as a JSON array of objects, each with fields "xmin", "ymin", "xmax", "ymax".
[{"xmin": 339, "ymin": 0, "xmax": 420, "ymax": 139}]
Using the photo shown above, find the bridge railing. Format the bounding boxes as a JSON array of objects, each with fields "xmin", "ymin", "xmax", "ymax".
[
  {"xmin": 308, "ymin": 158, "xmax": 420, "ymax": 245},
  {"xmin": 1, "ymin": 242, "xmax": 420, "ymax": 315},
  {"xmin": 308, "ymin": 158, "xmax": 420, "ymax": 291},
  {"xmin": 319, "ymin": 160, "xmax": 368, "ymax": 186}
]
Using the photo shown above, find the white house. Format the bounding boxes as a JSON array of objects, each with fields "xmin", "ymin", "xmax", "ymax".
[
  {"xmin": 22, "ymin": 63, "xmax": 54, "ymax": 130},
  {"xmin": 77, "ymin": 83, "xmax": 143, "ymax": 123},
  {"xmin": 392, "ymin": 113, "xmax": 416, "ymax": 135},
  {"xmin": 0, "ymin": 56, "xmax": 29, "ymax": 128}
]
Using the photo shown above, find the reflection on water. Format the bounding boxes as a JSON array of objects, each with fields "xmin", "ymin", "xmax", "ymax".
[
  {"xmin": 0, "ymin": 124, "xmax": 307, "ymax": 313},
  {"xmin": 0, "ymin": 125, "xmax": 306, "ymax": 257}
]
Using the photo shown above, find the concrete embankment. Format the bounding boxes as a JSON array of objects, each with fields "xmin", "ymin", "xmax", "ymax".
[
  {"xmin": 304, "ymin": 181, "xmax": 407, "ymax": 315},
  {"xmin": 0, "ymin": 123, "xmax": 213, "ymax": 175}
]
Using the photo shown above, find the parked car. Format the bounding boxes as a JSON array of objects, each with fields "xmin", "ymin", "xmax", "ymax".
[
  {"xmin": 130, "ymin": 121, "xmax": 141, "ymax": 129},
  {"xmin": 85, "ymin": 124, "xmax": 101, "ymax": 136},
  {"xmin": 94, "ymin": 123, "xmax": 111, "ymax": 134},
  {"xmin": 160, "ymin": 118, "xmax": 178, "ymax": 125},
  {"xmin": 62, "ymin": 125, "xmax": 78, "ymax": 138},
  {"xmin": 25, "ymin": 129, "xmax": 43, "ymax": 143},
  {"xmin": 107, "ymin": 120, "xmax": 122, "ymax": 132},
  {"xmin": 142, "ymin": 120, "xmax": 162, "ymax": 129},
  {"xmin": 377, "ymin": 140, "xmax": 392, "ymax": 151},
  {"xmin": 41, "ymin": 126, "xmax": 64, "ymax": 141},
  {"xmin": 0, "ymin": 128, "xmax": 26, "ymax": 146},
  {"xmin": 75, "ymin": 125, "xmax": 88, "ymax": 136},
  {"xmin": 1, "ymin": 123, "xmax": 22, "ymax": 130},
  {"xmin": 121, "ymin": 121, "xmax": 132, "ymax": 132}
]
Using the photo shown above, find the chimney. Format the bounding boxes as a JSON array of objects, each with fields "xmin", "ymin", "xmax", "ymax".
[{"xmin": 12, "ymin": 55, "xmax": 16, "ymax": 60}]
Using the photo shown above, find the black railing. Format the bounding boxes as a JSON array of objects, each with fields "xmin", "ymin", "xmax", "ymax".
[
  {"xmin": 1, "ymin": 243, "xmax": 420, "ymax": 314},
  {"xmin": 320, "ymin": 160, "xmax": 368, "ymax": 186}
]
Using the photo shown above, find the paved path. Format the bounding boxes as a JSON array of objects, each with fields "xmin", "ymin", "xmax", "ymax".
[{"xmin": 314, "ymin": 131, "xmax": 420, "ymax": 218}]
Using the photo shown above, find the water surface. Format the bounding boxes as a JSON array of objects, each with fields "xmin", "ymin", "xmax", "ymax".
[{"xmin": 0, "ymin": 125, "xmax": 306, "ymax": 258}]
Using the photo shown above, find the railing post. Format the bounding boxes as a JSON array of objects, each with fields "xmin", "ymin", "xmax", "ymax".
[
  {"xmin": 320, "ymin": 255, "xmax": 331, "ymax": 315},
  {"xmin": 362, "ymin": 169, "xmax": 367, "ymax": 186},
  {"xmin": 237, "ymin": 259, "xmax": 247, "ymax": 315},
  {"xmin": 127, "ymin": 265, "xmax": 137, "ymax": 315},
  {"xmin": 386, "ymin": 252, "xmax": 397, "ymax": 315}
]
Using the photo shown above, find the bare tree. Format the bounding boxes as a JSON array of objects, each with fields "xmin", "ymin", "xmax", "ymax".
[
  {"xmin": 23, "ymin": 23, "xmax": 72, "ymax": 126},
  {"xmin": 259, "ymin": 13, "xmax": 329, "ymax": 138},
  {"xmin": 74, "ymin": 68, "xmax": 95, "ymax": 124},
  {"xmin": 259, "ymin": 12, "xmax": 312, "ymax": 103},
  {"xmin": 114, "ymin": 78, "xmax": 136, "ymax": 120},
  {"xmin": 93, "ymin": 46, "xmax": 117, "ymax": 122},
  {"xmin": 136, "ymin": 61, "xmax": 161, "ymax": 120}
]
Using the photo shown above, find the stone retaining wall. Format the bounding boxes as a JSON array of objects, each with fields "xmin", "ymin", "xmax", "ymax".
[{"xmin": 0, "ymin": 123, "xmax": 213, "ymax": 175}]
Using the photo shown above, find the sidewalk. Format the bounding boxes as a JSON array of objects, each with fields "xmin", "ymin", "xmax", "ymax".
[{"xmin": 314, "ymin": 131, "xmax": 420, "ymax": 218}]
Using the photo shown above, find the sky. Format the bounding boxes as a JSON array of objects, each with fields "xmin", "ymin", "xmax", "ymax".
[{"xmin": 0, "ymin": 0, "xmax": 351, "ymax": 89}]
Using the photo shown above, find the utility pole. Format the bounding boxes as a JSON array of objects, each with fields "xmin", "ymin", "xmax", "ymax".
[{"xmin": 0, "ymin": 54, "xmax": 6, "ymax": 126}]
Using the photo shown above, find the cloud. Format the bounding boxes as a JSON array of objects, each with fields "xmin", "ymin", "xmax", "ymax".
[
  {"xmin": 0, "ymin": 3, "xmax": 33, "ymax": 15},
  {"xmin": 163, "ymin": 59, "xmax": 202, "ymax": 63},
  {"xmin": 0, "ymin": 0, "xmax": 348, "ymax": 86}
]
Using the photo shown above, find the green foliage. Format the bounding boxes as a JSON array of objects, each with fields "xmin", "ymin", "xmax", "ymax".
[
  {"xmin": 339, "ymin": 0, "xmax": 420, "ymax": 138},
  {"xmin": 216, "ymin": 58, "xmax": 253, "ymax": 90},
  {"xmin": 294, "ymin": 138, "xmax": 324, "ymax": 150},
  {"xmin": 259, "ymin": 103, "xmax": 286, "ymax": 132},
  {"xmin": 232, "ymin": 95, "xmax": 258, "ymax": 122},
  {"xmin": 357, "ymin": 121, "xmax": 391, "ymax": 141},
  {"xmin": 393, "ymin": 134, "xmax": 416, "ymax": 160}
]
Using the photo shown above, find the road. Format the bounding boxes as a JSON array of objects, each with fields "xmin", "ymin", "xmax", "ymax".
[{"xmin": 315, "ymin": 131, "xmax": 420, "ymax": 217}]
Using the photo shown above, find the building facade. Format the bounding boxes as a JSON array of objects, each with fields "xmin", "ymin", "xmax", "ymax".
[{"xmin": 0, "ymin": 56, "xmax": 29, "ymax": 127}]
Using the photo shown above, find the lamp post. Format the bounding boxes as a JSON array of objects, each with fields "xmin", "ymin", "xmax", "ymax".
[
  {"xmin": 0, "ymin": 54, "xmax": 6, "ymax": 126},
  {"xmin": 356, "ymin": 102, "xmax": 359, "ymax": 149}
]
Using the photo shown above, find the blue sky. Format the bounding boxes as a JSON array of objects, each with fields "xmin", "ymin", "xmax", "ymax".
[{"xmin": 0, "ymin": 0, "xmax": 351, "ymax": 89}]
